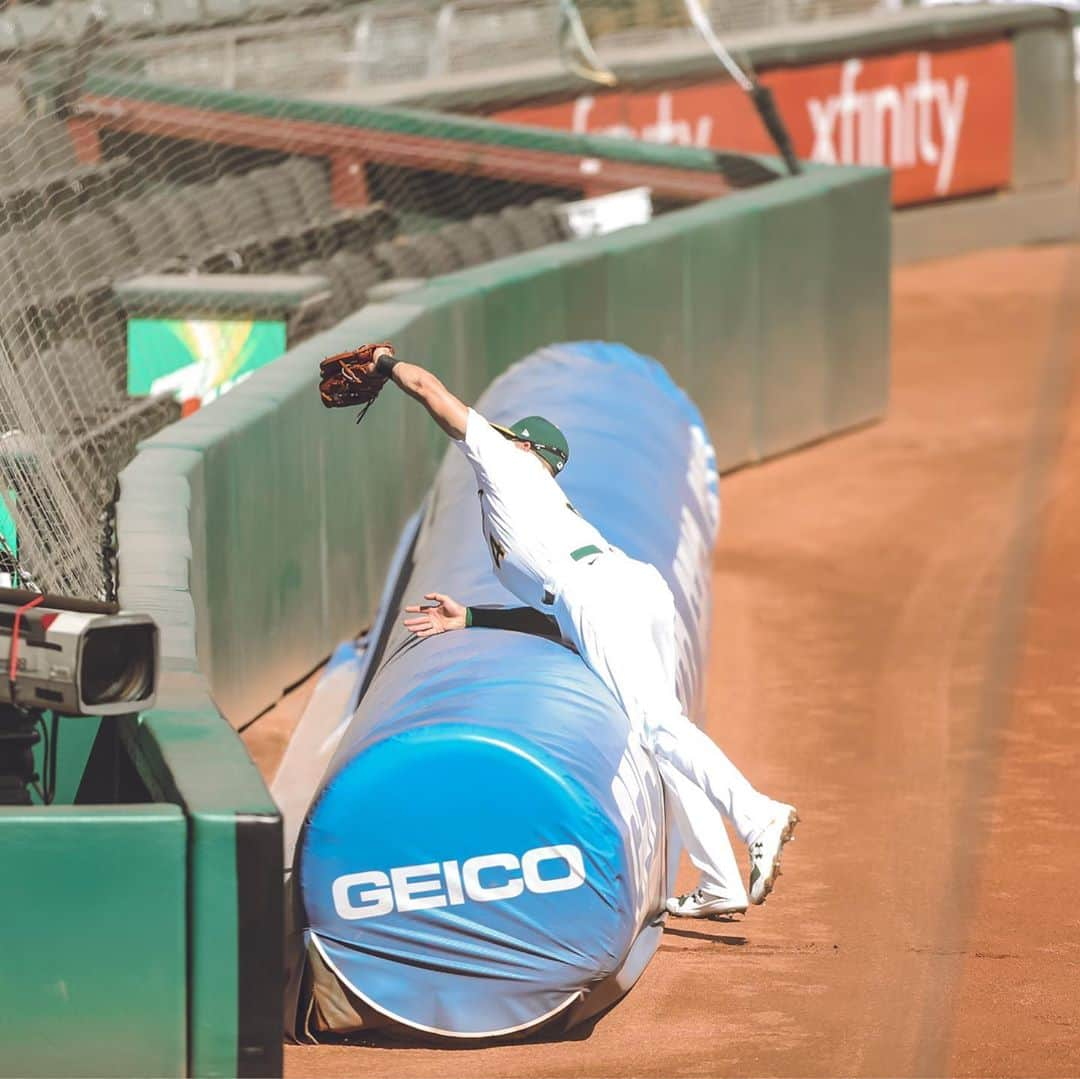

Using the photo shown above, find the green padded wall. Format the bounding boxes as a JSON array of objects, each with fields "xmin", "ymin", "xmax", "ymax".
[
  {"xmin": 0, "ymin": 805, "xmax": 187, "ymax": 1079},
  {"xmin": 120, "ymin": 166, "xmax": 891, "ymax": 730},
  {"xmin": 128, "ymin": 698, "xmax": 283, "ymax": 1079}
]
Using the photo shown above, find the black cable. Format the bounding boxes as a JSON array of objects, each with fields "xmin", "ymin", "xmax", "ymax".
[
  {"xmin": 32, "ymin": 712, "xmax": 48, "ymax": 804},
  {"xmin": 749, "ymin": 82, "xmax": 802, "ymax": 177},
  {"xmin": 46, "ymin": 712, "xmax": 58, "ymax": 805}
]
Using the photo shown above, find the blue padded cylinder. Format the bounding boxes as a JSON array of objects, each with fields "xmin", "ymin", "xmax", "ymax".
[{"xmin": 297, "ymin": 341, "xmax": 719, "ymax": 1040}]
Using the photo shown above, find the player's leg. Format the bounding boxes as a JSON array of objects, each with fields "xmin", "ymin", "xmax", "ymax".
[
  {"xmin": 635, "ymin": 561, "xmax": 780, "ymax": 845},
  {"xmin": 557, "ymin": 570, "xmax": 746, "ymax": 899},
  {"xmin": 648, "ymin": 711, "xmax": 797, "ymax": 905},
  {"xmin": 574, "ymin": 561, "xmax": 794, "ymax": 907},
  {"xmin": 642, "ymin": 566, "xmax": 748, "ymax": 914},
  {"xmin": 658, "ymin": 760, "xmax": 748, "ymax": 916}
]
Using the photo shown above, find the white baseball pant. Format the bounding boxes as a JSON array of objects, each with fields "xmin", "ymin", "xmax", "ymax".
[{"xmin": 554, "ymin": 550, "xmax": 775, "ymax": 900}]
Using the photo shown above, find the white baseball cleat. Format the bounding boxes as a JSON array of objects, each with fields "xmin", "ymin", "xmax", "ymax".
[
  {"xmin": 748, "ymin": 803, "xmax": 799, "ymax": 905},
  {"xmin": 665, "ymin": 889, "xmax": 748, "ymax": 919}
]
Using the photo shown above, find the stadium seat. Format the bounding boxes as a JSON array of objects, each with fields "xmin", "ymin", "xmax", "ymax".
[
  {"xmin": 409, "ymin": 232, "xmax": 465, "ymax": 276},
  {"xmin": 60, "ymin": 1, "xmax": 99, "ymax": 41},
  {"xmin": 186, "ymin": 186, "xmax": 263, "ymax": 271},
  {"xmin": 328, "ymin": 249, "xmax": 387, "ymax": 312},
  {"xmin": 106, "ymin": 200, "xmax": 187, "ymax": 272},
  {"xmin": 29, "ymin": 116, "xmax": 126, "ymax": 201},
  {"xmin": 243, "ymin": 167, "xmax": 322, "ymax": 263},
  {"xmin": 500, "ymin": 204, "xmax": 562, "ymax": 250},
  {"xmin": 248, "ymin": 0, "xmax": 303, "ymax": 17},
  {"xmin": 0, "ymin": 233, "xmax": 39, "ymax": 349},
  {"xmin": 3, "ymin": 126, "xmax": 77, "ymax": 220},
  {"xmin": 278, "ymin": 156, "xmax": 335, "ymax": 222},
  {"xmin": 0, "ymin": 13, "xmax": 18, "ymax": 55},
  {"xmin": 248, "ymin": 166, "xmax": 306, "ymax": 226},
  {"xmin": 17, "ymin": 224, "xmax": 68, "ymax": 312},
  {"xmin": 23, "ymin": 219, "xmax": 121, "ymax": 352},
  {"xmin": 0, "ymin": 118, "xmax": 128, "ymax": 223},
  {"xmin": 9, "ymin": 4, "xmax": 72, "ymax": 51},
  {"xmin": 372, "ymin": 237, "xmax": 430, "ymax": 280},
  {"xmin": 203, "ymin": 0, "xmax": 254, "ymax": 25},
  {"xmin": 63, "ymin": 213, "xmax": 127, "ymax": 294},
  {"xmin": 212, "ymin": 176, "xmax": 274, "ymax": 247},
  {"xmin": 103, "ymin": 0, "xmax": 163, "ymax": 37},
  {"xmin": 141, "ymin": 191, "xmax": 218, "ymax": 266},
  {"xmin": 157, "ymin": 0, "xmax": 206, "ymax": 32},
  {"xmin": 20, "ymin": 338, "xmax": 123, "ymax": 425},
  {"xmin": 469, "ymin": 213, "xmax": 524, "ymax": 259},
  {"xmin": 437, "ymin": 221, "xmax": 495, "ymax": 268}
]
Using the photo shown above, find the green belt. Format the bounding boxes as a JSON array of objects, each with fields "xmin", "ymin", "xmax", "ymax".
[{"xmin": 571, "ymin": 544, "xmax": 603, "ymax": 562}]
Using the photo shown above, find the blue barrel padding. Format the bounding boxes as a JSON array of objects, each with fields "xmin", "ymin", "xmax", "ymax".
[{"xmin": 297, "ymin": 342, "xmax": 719, "ymax": 1039}]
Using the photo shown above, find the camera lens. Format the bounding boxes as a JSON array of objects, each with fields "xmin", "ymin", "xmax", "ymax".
[{"xmin": 81, "ymin": 623, "xmax": 157, "ymax": 706}]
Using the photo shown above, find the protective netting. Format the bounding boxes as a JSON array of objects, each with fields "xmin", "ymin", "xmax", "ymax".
[
  {"xmin": 72, "ymin": 1, "xmax": 913, "ymax": 95},
  {"xmin": 0, "ymin": 0, "xmax": 909, "ymax": 597}
]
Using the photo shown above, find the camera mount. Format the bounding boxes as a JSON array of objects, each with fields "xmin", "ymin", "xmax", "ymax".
[{"xmin": 0, "ymin": 703, "xmax": 55, "ymax": 806}]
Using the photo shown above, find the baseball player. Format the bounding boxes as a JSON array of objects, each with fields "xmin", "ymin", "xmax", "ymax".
[{"xmin": 368, "ymin": 346, "xmax": 798, "ymax": 917}]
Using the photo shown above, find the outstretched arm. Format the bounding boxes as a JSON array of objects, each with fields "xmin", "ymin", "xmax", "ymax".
[
  {"xmin": 404, "ymin": 594, "xmax": 561, "ymax": 642},
  {"xmin": 375, "ymin": 347, "xmax": 469, "ymax": 440}
]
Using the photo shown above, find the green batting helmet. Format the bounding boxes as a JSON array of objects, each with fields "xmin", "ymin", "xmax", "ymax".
[{"xmin": 492, "ymin": 416, "xmax": 570, "ymax": 474}]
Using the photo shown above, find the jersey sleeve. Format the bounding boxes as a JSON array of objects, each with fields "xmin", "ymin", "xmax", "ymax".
[{"xmin": 454, "ymin": 408, "xmax": 521, "ymax": 490}]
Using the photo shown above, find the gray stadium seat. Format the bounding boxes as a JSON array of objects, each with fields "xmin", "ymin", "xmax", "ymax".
[
  {"xmin": 106, "ymin": 200, "xmax": 185, "ymax": 271},
  {"xmin": 186, "ymin": 186, "xmax": 261, "ymax": 270},
  {"xmin": 10, "ymin": 5, "xmax": 72, "ymax": 51},
  {"xmin": 142, "ymin": 191, "xmax": 213, "ymax": 264},
  {"xmin": 62, "ymin": 1, "xmax": 99, "ymax": 40},
  {"xmin": 157, "ymin": 0, "xmax": 206, "ymax": 32},
  {"xmin": 27, "ymin": 116, "xmax": 80, "ymax": 175},
  {"xmin": 373, "ymin": 238, "xmax": 429, "ymax": 280},
  {"xmin": 469, "ymin": 213, "xmax": 524, "ymax": 259},
  {"xmin": 104, "ymin": 0, "xmax": 162, "ymax": 36},
  {"xmin": 247, "ymin": 166, "xmax": 306, "ymax": 228},
  {"xmin": 64, "ymin": 213, "xmax": 125, "ymax": 292},
  {"xmin": 531, "ymin": 197, "xmax": 571, "ymax": 240},
  {"xmin": 213, "ymin": 176, "xmax": 271, "ymax": 241},
  {"xmin": 500, "ymin": 205, "xmax": 560, "ymax": 250},
  {"xmin": 18, "ymin": 224, "xmax": 67, "ymax": 309},
  {"xmin": 437, "ymin": 222, "xmax": 493, "ymax": 268},
  {"xmin": 21, "ymin": 338, "xmax": 121, "ymax": 422},
  {"xmin": 409, "ymin": 232, "xmax": 464, "ymax": 276},
  {"xmin": 249, "ymin": 0, "xmax": 300, "ymax": 17},
  {"xmin": 0, "ymin": 233, "xmax": 37, "ymax": 347},
  {"xmin": 329, "ymin": 250, "xmax": 386, "ymax": 311},
  {"xmin": 203, "ymin": 0, "xmax": 253, "ymax": 24},
  {"xmin": 298, "ymin": 259, "xmax": 346, "ymax": 326},
  {"xmin": 0, "ymin": 13, "xmax": 18, "ymax": 55},
  {"xmin": 279, "ymin": 156, "xmax": 334, "ymax": 222}
]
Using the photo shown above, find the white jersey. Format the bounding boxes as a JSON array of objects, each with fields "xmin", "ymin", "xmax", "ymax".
[
  {"xmin": 455, "ymin": 408, "xmax": 611, "ymax": 610},
  {"xmin": 455, "ymin": 410, "xmax": 778, "ymax": 904}
]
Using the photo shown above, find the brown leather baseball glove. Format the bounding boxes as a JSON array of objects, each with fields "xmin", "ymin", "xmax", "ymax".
[{"xmin": 318, "ymin": 343, "xmax": 394, "ymax": 423}]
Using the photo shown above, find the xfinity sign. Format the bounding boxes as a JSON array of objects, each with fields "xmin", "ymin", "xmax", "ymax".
[{"xmin": 332, "ymin": 844, "xmax": 586, "ymax": 921}]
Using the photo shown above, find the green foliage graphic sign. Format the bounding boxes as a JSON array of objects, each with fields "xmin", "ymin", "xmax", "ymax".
[{"xmin": 127, "ymin": 318, "xmax": 286, "ymax": 406}]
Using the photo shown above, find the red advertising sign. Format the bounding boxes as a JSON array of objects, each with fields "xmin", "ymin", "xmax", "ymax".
[{"xmin": 496, "ymin": 40, "xmax": 1015, "ymax": 206}]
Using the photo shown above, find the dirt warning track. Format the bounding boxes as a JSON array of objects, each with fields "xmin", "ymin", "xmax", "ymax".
[{"xmin": 244, "ymin": 244, "xmax": 1080, "ymax": 1077}]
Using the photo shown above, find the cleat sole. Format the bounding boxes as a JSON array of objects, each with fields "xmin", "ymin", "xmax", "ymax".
[{"xmin": 750, "ymin": 809, "xmax": 799, "ymax": 905}]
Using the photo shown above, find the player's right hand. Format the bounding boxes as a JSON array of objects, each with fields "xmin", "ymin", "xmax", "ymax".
[{"xmin": 403, "ymin": 592, "xmax": 466, "ymax": 637}]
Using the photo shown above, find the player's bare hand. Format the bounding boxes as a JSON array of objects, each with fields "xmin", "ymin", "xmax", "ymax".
[{"xmin": 403, "ymin": 592, "xmax": 466, "ymax": 637}]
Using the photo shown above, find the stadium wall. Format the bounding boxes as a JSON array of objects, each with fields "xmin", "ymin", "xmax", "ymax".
[
  {"xmin": 117, "ymin": 161, "xmax": 890, "ymax": 732},
  {"xmin": 389, "ymin": 5, "xmax": 1076, "ymax": 252},
  {"xmin": 0, "ymin": 711, "xmax": 282, "ymax": 1079}
]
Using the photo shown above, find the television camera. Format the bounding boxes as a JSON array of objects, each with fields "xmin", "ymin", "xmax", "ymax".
[{"xmin": 0, "ymin": 588, "xmax": 158, "ymax": 805}]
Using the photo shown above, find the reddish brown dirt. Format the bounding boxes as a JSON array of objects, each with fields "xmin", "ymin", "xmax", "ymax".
[{"xmin": 244, "ymin": 244, "xmax": 1080, "ymax": 1077}]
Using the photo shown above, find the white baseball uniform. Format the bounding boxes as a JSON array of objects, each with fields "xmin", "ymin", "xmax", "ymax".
[{"xmin": 455, "ymin": 408, "xmax": 777, "ymax": 901}]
